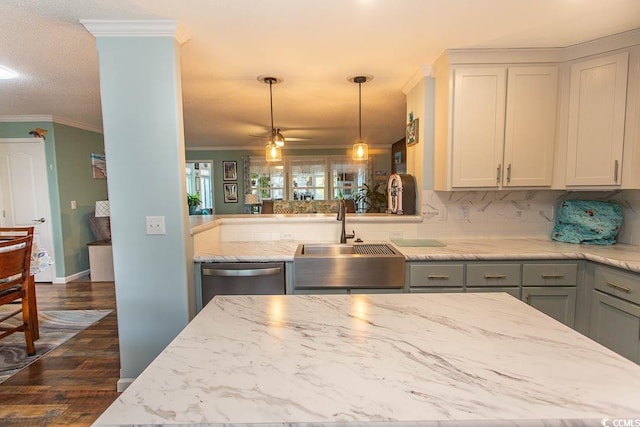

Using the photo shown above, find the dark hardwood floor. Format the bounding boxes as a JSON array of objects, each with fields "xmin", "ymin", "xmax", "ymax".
[{"xmin": 0, "ymin": 279, "xmax": 120, "ymax": 426}]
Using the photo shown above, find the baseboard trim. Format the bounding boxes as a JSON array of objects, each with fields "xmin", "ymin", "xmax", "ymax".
[
  {"xmin": 117, "ymin": 378, "xmax": 135, "ymax": 392},
  {"xmin": 52, "ymin": 269, "xmax": 90, "ymax": 284}
]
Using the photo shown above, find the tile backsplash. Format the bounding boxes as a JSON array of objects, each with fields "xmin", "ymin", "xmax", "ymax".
[
  {"xmin": 419, "ymin": 189, "xmax": 640, "ymax": 243},
  {"xmin": 216, "ymin": 189, "xmax": 640, "ymax": 244}
]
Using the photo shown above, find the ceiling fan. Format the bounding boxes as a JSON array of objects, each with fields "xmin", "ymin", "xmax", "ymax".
[{"xmin": 249, "ymin": 128, "xmax": 312, "ymax": 143}]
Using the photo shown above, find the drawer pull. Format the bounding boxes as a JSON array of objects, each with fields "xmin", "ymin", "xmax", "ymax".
[
  {"xmin": 606, "ymin": 281, "xmax": 631, "ymax": 293},
  {"xmin": 427, "ymin": 275, "xmax": 450, "ymax": 280},
  {"xmin": 541, "ymin": 274, "xmax": 565, "ymax": 279},
  {"xmin": 484, "ymin": 274, "xmax": 506, "ymax": 279}
]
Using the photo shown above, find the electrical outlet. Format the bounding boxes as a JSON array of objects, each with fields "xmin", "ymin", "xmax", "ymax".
[
  {"xmin": 146, "ymin": 216, "xmax": 166, "ymax": 235},
  {"xmin": 390, "ymin": 231, "xmax": 403, "ymax": 240},
  {"xmin": 70, "ymin": 200, "xmax": 76, "ymax": 210},
  {"xmin": 281, "ymin": 232, "xmax": 294, "ymax": 240}
]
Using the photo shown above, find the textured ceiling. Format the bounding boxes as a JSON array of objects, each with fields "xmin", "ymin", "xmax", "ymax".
[{"xmin": 1, "ymin": 0, "xmax": 639, "ymax": 149}]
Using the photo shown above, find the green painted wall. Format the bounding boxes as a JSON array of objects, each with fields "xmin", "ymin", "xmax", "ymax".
[
  {"xmin": 0, "ymin": 121, "xmax": 106, "ymax": 279},
  {"xmin": 52, "ymin": 123, "xmax": 108, "ymax": 275},
  {"xmin": 186, "ymin": 148, "xmax": 391, "ymax": 214}
]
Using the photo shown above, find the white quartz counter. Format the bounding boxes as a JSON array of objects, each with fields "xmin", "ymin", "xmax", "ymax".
[
  {"xmin": 194, "ymin": 236, "xmax": 640, "ymax": 273},
  {"xmin": 94, "ymin": 293, "xmax": 640, "ymax": 426}
]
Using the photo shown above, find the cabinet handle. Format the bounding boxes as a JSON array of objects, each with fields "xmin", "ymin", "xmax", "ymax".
[
  {"xmin": 542, "ymin": 274, "xmax": 565, "ymax": 279},
  {"xmin": 614, "ymin": 160, "xmax": 619, "ymax": 182},
  {"xmin": 606, "ymin": 281, "xmax": 631, "ymax": 293},
  {"xmin": 427, "ymin": 275, "xmax": 449, "ymax": 280},
  {"xmin": 506, "ymin": 164, "xmax": 511, "ymax": 184},
  {"xmin": 496, "ymin": 164, "xmax": 502, "ymax": 183},
  {"xmin": 484, "ymin": 274, "xmax": 507, "ymax": 279}
]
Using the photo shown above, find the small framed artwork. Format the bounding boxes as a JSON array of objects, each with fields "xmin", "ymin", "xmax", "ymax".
[
  {"xmin": 91, "ymin": 153, "xmax": 107, "ymax": 179},
  {"xmin": 223, "ymin": 161, "xmax": 237, "ymax": 181},
  {"xmin": 223, "ymin": 183, "xmax": 238, "ymax": 203},
  {"xmin": 406, "ymin": 118, "xmax": 419, "ymax": 147}
]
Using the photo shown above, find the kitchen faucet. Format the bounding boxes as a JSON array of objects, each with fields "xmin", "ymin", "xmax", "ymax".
[{"xmin": 337, "ymin": 199, "xmax": 355, "ymax": 244}]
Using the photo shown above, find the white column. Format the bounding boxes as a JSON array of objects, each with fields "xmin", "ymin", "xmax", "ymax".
[{"xmin": 82, "ymin": 20, "xmax": 194, "ymax": 391}]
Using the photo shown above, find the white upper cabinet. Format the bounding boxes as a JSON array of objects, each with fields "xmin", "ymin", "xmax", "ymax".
[
  {"xmin": 428, "ymin": 30, "xmax": 640, "ymax": 191},
  {"xmin": 451, "ymin": 67, "xmax": 506, "ymax": 188},
  {"xmin": 436, "ymin": 63, "xmax": 559, "ymax": 190},
  {"xmin": 504, "ymin": 66, "xmax": 559, "ymax": 187},
  {"xmin": 565, "ymin": 52, "xmax": 629, "ymax": 186}
]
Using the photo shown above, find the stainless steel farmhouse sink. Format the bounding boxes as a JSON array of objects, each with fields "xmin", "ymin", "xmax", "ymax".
[{"xmin": 293, "ymin": 243, "xmax": 405, "ymax": 289}]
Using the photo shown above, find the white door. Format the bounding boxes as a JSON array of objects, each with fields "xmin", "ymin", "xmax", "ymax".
[{"xmin": 0, "ymin": 138, "xmax": 55, "ymax": 282}]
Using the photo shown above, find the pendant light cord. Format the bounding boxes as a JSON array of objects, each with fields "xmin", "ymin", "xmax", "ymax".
[
  {"xmin": 269, "ymin": 79, "xmax": 275, "ymax": 138},
  {"xmin": 358, "ymin": 80, "xmax": 362, "ymax": 140}
]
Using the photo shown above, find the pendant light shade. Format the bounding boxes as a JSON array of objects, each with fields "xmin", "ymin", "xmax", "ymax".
[
  {"xmin": 352, "ymin": 140, "xmax": 368, "ymax": 160},
  {"xmin": 350, "ymin": 75, "xmax": 371, "ymax": 161},
  {"xmin": 259, "ymin": 76, "xmax": 285, "ymax": 160},
  {"xmin": 266, "ymin": 142, "xmax": 282, "ymax": 161}
]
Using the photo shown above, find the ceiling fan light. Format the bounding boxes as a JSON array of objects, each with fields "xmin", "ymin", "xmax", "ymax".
[
  {"xmin": 266, "ymin": 142, "xmax": 282, "ymax": 162},
  {"xmin": 274, "ymin": 128, "xmax": 285, "ymax": 147},
  {"xmin": 352, "ymin": 140, "xmax": 369, "ymax": 160}
]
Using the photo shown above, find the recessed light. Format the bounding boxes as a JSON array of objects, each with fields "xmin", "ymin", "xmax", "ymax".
[{"xmin": 0, "ymin": 65, "xmax": 17, "ymax": 79}]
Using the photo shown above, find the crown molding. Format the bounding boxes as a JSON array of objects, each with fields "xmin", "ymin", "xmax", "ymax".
[
  {"xmin": 80, "ymin": 19, "xmax": 191, "ymax": 45},
  {"xmin": 0, "ymin": 137, "xmax": 44, "ymax": 143},
  {"xmin": 402, "ymin": 65, "xmax": 433, "ymax": 95},
  {"xmin": 0, "ymin": 115, "xmax": 103, "ymax": 134}
]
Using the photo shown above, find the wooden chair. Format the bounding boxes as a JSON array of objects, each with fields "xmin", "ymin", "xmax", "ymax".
[
  {"xmin": 0, "ymin": 227, "xmax": 39, "ymax": 340},
  {"xmin": 0, "ymin": 233, "xmax": 36, "ymax": 355}
]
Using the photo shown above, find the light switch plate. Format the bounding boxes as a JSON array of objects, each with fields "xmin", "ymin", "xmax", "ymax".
[{"xmin": 145, "ymin": 216, "xmax": 166, "ymax": 235}]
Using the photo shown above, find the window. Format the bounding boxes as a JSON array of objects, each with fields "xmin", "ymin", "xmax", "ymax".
[
  {"xmin": 186, "ymin": 161, "xmax": 213, "ymax": 212},
  {"xmin": 249, "ymin": 155, "xmax": 370, "ymax": 206},
  {"xmin": 289, "ymin": 157, "xmax": 327, "ymax": 201},
  {"xmin": 249, "ymin": 161, "xmax": 285, "ymax": 200}
]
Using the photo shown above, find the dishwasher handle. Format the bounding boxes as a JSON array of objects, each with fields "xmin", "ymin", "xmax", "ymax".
[{"xmin": 202, "ymin": 266, "xmax": 282, "ymax": 277}]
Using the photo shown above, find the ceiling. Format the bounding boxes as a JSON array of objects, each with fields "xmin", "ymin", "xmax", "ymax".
[{"xmin": 1, "ymin": 1, "xmax": 639, "ymax": 150}]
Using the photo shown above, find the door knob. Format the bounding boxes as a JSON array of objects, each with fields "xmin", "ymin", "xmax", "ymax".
[{"xmin": 33, "ymin": 217, "xmax": 46, "ymax": 223}]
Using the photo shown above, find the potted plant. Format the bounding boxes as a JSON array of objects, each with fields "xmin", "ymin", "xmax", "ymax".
[
  {"xmin": 187, "ymin": 193, "xmax": 202, "ymax": 215},
  {"xmin": 355, "ymin": 182, "xmax": 388, "ymax": 213}
]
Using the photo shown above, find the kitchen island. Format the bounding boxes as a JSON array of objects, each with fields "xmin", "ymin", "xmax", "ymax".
[{"xmin": 94, "ymin": 293, "xmax": 640, "ymax": 426}]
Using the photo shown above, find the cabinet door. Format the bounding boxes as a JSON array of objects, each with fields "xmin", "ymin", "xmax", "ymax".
[
  {"xmin": 522, "ymin": 287, "xmax": 576, "ymax": 328},
  {"xmin": 451, "ymin": 67, "xmax": 506, "ymax": 188},
  {"xmin": 590, "ymin": 290, "xmax": 640, "ymax": 364},
  {"xmin": 566, "ymin": 52, "xmax": 629, "ymax": 186},
  {"xmin": 503, "ymin": 66, "xmax": 558, "ymax": 187}
]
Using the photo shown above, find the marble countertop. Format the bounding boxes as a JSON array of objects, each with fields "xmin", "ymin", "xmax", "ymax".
[
  {"xmin": 93, "ymin": 293, "xmax": 640, "ymax": 426},
  {"xmin": 194, "ymin": 237, "xmax": 640, "ymax": 273}
]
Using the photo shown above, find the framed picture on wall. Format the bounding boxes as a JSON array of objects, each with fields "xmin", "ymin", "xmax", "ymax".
[
  {"xmin": 223, "ymin": 183, "xmax": 238, "ymax": 203},
  {"xmin": 406, "ymin": 118, "xmax": 419, "ymax": 146},
  {"xmin": 223, "ymin": 161, "xmax": 237, "ymax": 181}
]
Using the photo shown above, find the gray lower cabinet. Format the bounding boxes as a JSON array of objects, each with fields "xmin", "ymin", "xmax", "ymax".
[
  {"xmin": 588, "ymin": 264, "xmax": 640, "ymax": 364},
  {"xmin": 521, "ymin": 262, "xmax": 578, "ymax": 328},
  {"xmin": 466, "ymin": 263, "xmax": 521, "ymax": 287},
  {"xmin": 521, "ymin": 287, "xmax": 577, "ymax": 327},
  {"xmin": 407, "ymin": 263, "xmax": 464, "ymax": 293},
  {"xmin": 590, "ymin": 289, "xmax": 640, "ymax": 364}
]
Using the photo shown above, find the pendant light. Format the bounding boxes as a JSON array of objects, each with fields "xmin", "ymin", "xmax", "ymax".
[
  {"xmin": 259, "ymin": 76, "xmax": 284, "ymax": 161},
  {"xmin": 350, "ymin": 75, "xmax": 371, "ymax": 161}
]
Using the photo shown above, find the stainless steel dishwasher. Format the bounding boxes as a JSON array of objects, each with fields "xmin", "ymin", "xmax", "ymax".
[{"xmin": 198, "ymin": 262, "xmax": 285, "ymax": 310}]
